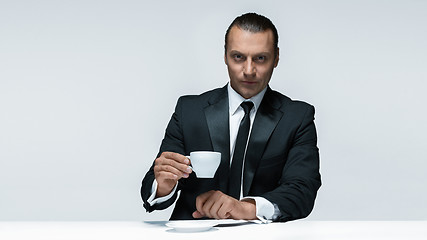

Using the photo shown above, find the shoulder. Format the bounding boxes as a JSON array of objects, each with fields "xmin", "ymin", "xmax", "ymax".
[
  {"xmin": 266, "ymin": 88, "xmax": 315, "ymax": 113},
  {"xmin": 177, "ymin": 86, "xmax": 227, "ymax": 106}
]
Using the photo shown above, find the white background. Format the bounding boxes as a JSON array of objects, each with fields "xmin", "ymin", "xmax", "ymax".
[{"xmin": 1, "ymin": 0, "xmax": 426, "ymax": 221}]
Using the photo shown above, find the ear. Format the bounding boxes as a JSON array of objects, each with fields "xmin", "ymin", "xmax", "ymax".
[
  {"xmin": 274, "ymin": 47, "xmax": 280, "ymax": 68},
  {"xmin": 224, "ymin": 53, "xmax": 228, "ymax": 65}
]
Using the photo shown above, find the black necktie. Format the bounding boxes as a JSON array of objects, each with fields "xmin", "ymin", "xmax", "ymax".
[{"xmin": 228, "ymin": 101, "xmax": 254, "ymax": 199}]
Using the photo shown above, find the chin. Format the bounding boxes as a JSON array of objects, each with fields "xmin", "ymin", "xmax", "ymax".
[
  {"xmin": 234, "ymin": 85, "xmax": 258, "ymax": 99},
  {"xmin": 241, "ymin": 91, "xmax": 256, "ymax": 99}
]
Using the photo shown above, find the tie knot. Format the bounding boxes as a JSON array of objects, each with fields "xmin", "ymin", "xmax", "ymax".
[{"xmin": 240, "ymin": 101, "xmax": 254, "ymax": 114}]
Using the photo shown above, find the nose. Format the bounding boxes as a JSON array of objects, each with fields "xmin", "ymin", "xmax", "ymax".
[{"xmin": 243, "ymin": 59, "xmax": 256, "ymax": 76}]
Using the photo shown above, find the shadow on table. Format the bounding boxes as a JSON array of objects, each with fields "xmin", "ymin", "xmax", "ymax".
[
  {"xmin": 165, "ymin": 228, "xmax": 219, "ymax": 233},
  {"xmin": 215, "ymin": 221, "xmax": 255, "ymax": 227},
  {"xmin": 143, "ymin": 220, "xmax": 254, "ymax": 227},
  {"xmin": 143, "ymin": 221, "xmax": 168, "ymax": 226}
]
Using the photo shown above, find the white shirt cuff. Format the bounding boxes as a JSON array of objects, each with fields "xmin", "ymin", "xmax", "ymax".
[
  {"xmin": 243, "ymin": 196, "xmax": 280, "ymax": 221},
  {"xmin": 147, "ymin": 179, "xmax": 178, "ymax": 206}
]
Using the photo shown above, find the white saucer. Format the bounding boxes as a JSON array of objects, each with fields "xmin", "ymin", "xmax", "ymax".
[{"xmin": 165, "ymin": 220, "xmax": 216, "ymax": 232}]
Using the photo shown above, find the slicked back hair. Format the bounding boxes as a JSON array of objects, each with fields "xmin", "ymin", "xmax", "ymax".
[{"xmin": 224, "ymin": 13, "xmax": 279, "ymax": 57}]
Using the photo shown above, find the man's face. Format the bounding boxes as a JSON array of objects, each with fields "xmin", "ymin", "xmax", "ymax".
[{"xmin": 225, "ymin": 26, "xmax": 279, "ymax": 99}]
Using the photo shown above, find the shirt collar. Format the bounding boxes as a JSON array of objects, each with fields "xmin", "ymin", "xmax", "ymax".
[{"xmin": 228, "ymin": 84, "xmax": 267, "ymax": 116}]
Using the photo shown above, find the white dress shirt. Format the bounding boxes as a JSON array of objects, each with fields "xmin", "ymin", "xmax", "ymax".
[{"xmin": 147, "ymin": 84, "xmax": 279, "ymax": 221}]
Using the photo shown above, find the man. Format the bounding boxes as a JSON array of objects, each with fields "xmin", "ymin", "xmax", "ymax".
[{"xmin": 141, "ymin": 13, "xmax": 321, "ymax": 222}]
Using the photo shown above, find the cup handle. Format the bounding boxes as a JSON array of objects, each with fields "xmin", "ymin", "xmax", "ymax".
[{"xmin": 186, "ymin": 156, "xmax": 193, "ymax": 170}]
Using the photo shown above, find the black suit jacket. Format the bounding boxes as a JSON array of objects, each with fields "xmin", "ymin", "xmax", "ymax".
[{"xmin": 141, "ymin": 85, "xmax": 321, "ymax": 222}]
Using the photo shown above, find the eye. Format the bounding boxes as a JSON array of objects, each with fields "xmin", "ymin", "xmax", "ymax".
[
  {"xmin": 255, "ymin": 56, "xmax": 266, "ymax": 62},
  {"xmin": 233, "ymin": 54, "xmax": 245, "ymax": 62}
]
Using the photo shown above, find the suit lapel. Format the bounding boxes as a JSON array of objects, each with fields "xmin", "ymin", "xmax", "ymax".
[
  {"xmin": 204, "ymin": 86, "xmax": 230, "ymax": 192},
  {"xmin": 243, "ymin": 88, "xmax": 284, "ymax": 196}
]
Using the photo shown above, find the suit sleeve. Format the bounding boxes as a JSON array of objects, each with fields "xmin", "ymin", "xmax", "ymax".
[
  {"xmin": 261, "ymin": 105, "xmax": 321, "ymax": 222},
  {"xmin": 140, "ymin": 97, "xmax": 186, "ymax": 212}
]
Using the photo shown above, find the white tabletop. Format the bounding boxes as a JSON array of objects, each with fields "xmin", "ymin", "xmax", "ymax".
[{"xmin": 0, "ymin": 220, "xmax": 426, "ymax": 240}]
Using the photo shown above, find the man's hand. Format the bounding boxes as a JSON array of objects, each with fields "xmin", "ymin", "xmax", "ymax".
[
  {"xmin": 192, "ymin": 190, "xmax": 257, "ymax": 220},
  {"xmin": 154, "ymin": 152, "xmax": 192, "ymax": 198}
]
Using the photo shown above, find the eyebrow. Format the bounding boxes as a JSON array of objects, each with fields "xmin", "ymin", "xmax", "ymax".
[{"xmin": 228, "ymin": 50, "xmax": 272, "ymax": 56}]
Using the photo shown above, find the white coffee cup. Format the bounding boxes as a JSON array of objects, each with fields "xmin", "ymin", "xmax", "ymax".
[{"xmin": 188, "ymin": 151, "xmax": 221, "ymax": 178}]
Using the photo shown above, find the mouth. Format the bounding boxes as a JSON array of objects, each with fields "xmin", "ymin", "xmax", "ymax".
[{"xmin": 242, "ymin": 81, "xmax": 258, "ymax": 85}]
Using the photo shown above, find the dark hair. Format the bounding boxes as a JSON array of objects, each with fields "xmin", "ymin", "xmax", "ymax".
[{"xmin": 224, "ymin": 13, "xmax": 279, "ymax": 56}]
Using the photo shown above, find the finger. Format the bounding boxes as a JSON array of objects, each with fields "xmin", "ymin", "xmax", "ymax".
[
  {"xmin": 208, "ymin": 192, "xmax": 232, "ymax": 219},
  {"xmin": 155, "ymin": 158, "xmax": 192, "ymax": 178},
  {"xmin": 154, "ymin": 164, "xmax": 186, "ymax": 179},
  {"xmin": 201, "ymin": 198, "xmax": 216, "ymax": 218},
  {"xmin": 157, "ymin": 154, "xmax": 192, "ymax": 175},
  {"xmin": 209, "ymin": 200, "xmax": 225, "ymax": 219},
  {"xmin": 162, "ymin": 152, "xmax": 190, "ymax": 165},
  {"xmin": 192, "ymin": 210, "xmax": 204, "ymax": 219},
  {"xmin": 154, "ymin": 168, "xmax": 179, "ymax": 181},
  {"xmin": 195, "ymin": 191, "xmax": 215, "ymax": 216},
  {"xmin": 200, "ymin": 191, "xmax": 223, "ymax": 219},
  {"xmin": 217, "ymin": 200, "xmax": 233, "ymax": 219}
]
